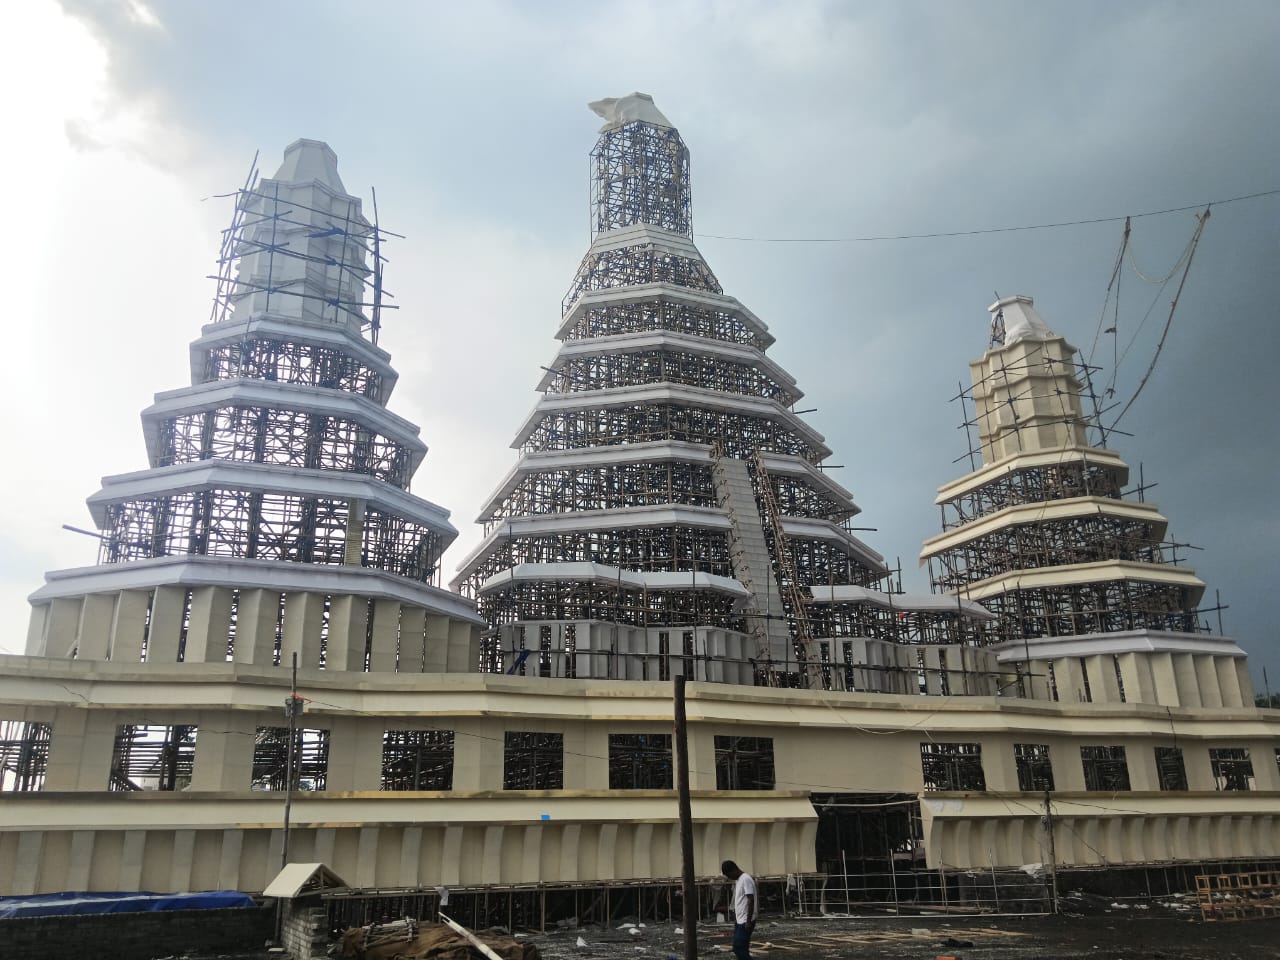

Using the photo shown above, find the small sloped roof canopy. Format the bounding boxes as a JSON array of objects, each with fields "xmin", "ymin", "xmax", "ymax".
[{"xmin": 263, "ymin": 862, "xmax": 349, "ymax": 899}]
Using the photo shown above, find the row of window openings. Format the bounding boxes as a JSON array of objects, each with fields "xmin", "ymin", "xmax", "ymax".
[
  {"xmin": 2, "ymin": 723, "xmax": 1263, "ymax": 794},
  {"xmin": 0, "ymin": 723, "xmax": 773, "ymax": 794},
  {"xmin": 921, "ymin": 742, "xmax": 1261, "ymax": 793}
]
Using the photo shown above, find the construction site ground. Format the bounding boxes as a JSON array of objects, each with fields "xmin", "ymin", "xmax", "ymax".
[
  {"xmin": 198, "ymin": 895, "xmax": 1280, "ymax": 960},
  {"xmin": 525, "ymin": 910, "xmax": 1278, "ymax": 960}
]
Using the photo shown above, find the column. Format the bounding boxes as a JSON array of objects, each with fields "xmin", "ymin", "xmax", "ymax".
[
  {"xmin": 367, "ymin": 599, "xmax": 400, "ymax": 674},
  {"xmin": 184, "ymin": 586, "xmax": 234, "ymax": 664},
  {"xmin": 326, "ymin": 595, "xmax": 369, "ymax": 673},
  {"xmin": 234, "ymin": 589, "xmax": 280, "ymax": 666}
]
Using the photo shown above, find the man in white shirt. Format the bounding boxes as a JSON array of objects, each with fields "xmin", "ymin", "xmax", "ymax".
[{"xmin": 720, "ymin": 859, "xmax": 757, "ymax": 960}]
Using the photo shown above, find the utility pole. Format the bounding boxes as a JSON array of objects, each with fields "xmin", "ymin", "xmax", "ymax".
[
  {"xmin": 675, "ymin": 675, "xmax": 697, "ymax": 960},
  {"xmin": 1043, "ymin": 789, "xmax": 1059, "ymax": 914}
]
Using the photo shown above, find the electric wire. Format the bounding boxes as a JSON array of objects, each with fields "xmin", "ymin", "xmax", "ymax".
[{"xmin": 695, "ymin": 187, "xmax": 1277, "ymax": 243}]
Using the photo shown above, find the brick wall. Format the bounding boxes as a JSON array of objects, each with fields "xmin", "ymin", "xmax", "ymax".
[
  {"xmin": 0, "ymin": 905, "xmax": 274, "ymax": 960},
  {"xmin": 282, "ymin": 899, "xmax": 329, "ymax": 959}
]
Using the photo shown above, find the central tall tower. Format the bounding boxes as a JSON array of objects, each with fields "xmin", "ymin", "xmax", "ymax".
[{"xmin": 453, "ymin": 94, "xmax": 909, "ymax": 687}]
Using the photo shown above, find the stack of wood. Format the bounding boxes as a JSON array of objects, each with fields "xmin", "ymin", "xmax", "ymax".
[{"xmin": 339, "ymin": 918, "xmax": 541, "ymax": 960}]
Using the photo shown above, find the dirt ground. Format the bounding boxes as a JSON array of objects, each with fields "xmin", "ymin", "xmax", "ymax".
[
  {"xmin": 523, "ymin": 910, "xmax": 1280, "ymax": 960},
  {"xmin": 212, "ymin": 897, "xmax": 1280, "ymax": 960}
]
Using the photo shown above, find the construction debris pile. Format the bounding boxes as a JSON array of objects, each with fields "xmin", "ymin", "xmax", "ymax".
[{"xmin": 339, "ymin": 918, "xmax": 541, "ymax": 960}]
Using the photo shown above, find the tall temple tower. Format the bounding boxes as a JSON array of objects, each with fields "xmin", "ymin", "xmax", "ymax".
[
  {"xmin": 920, "ymin": 295, "xmax": 1252, "ymax": 708},
  {"xmin": 454, "ymin": 95, "xmax": 995, "ymax": 690},
  {"xmin": 26, "ymin": 140, "xmax": 480, "ymax": 673}
]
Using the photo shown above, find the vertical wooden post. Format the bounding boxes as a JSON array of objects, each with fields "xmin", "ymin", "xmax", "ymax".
[{"xmin": 676, "ymin": 676, "xmax": 697, "ymax": 960}]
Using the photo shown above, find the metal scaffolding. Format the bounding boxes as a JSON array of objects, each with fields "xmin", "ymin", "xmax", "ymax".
[
  {"xmin": 926, "ymin": 317, "xmax": 1220, "ymax": 647},
  {"xmin": 464, "ymin": 104, "xmax": 893, "ymax": 686},
  {"xmin": 89, "ymin": 142, "xmax": 456, "ymax": 599}
]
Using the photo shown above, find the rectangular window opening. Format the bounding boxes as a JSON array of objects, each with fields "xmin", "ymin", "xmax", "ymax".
[
  {"xmin": 1209, "ymin": 747, "xmax": 1255, "ymax": 791},
  {"xmin": 251, "ymin": 726, "xmax": 330, "ymax": 791},
  {"xmin": 715, "ymin": 735, "xmax": 776, "ymax": 790},
  {"xmin": 381, "ymin": 729, "xmax": 454, "ymax": 790},
  {"xmin": 608, "ymin": 733, "xmax": 673, "ymax": 789},
  {"xmin": 920, "ymin": 741, "xmax": 986, "ymax": 792},
  {"xmin": 110, "ymin": 724, "xmax": 198, "ymax": 792},
  {"xmin": 503, "ymin": 731, "xmax": 563, "ymax": 790},
  {"xmin": 1155, "ymin": 746, "xmax": 1188, "ymax": 791},
  {"xmin": 0, "ymin": 721, "xmax": 52, "ymax": 792},
  {"xmin": 1014, "ymin": 743, "xmax": 1054, "ymax": 792},
  {"xmin": 1080, "ymin": 745, "xmax": 1130, "ymax": 791}
]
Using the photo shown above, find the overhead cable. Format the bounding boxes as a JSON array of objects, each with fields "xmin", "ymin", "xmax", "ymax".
[{"xmin": 695, "ymin": 187, "xmax": 1276, "ymax": 243}]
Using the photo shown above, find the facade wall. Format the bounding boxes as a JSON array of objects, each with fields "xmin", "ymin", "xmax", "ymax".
[{"xmin": 1, "ymin": 656, "xmax": 1277, "ymax": 894}]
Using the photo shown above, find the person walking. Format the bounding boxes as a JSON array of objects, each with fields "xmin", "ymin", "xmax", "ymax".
[{"xmin": 721, "ymin": 859, "xmax": 757, "ymax": 960}]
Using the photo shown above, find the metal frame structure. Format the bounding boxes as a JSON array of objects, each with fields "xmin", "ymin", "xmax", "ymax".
[
  {"xmin": 458, "ymin": 104, "xmax": 909, "ymax": 687},
  {"xmin": 922, "ymin": 296, "xmax": 1224, "ymax": 660},
  {"xmin": 27, "ymin": 140, "xmax": 476, "ymax": 673}
]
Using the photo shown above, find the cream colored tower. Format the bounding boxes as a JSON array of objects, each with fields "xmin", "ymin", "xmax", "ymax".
[{"xmin": 921, "ymin": 296, "xmax": 1250, "ymax": 708}]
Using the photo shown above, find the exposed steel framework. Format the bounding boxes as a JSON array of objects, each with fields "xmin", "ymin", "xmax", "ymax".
[
  {"xmin": 460, "ymin": 105, "xmax": 946, "ymax": 688},
  {"xmin": 926, "ymin": 319, "xmax": 1219, "ymax": 646},
  {"xmin": 90, "ymin": 144, "xmax": 455, "ymax": 593}
]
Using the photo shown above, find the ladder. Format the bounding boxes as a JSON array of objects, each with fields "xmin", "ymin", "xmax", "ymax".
[
  {"xmin": 709, "ymin": 441, "xmax": 779, "ymax": 685},
  {"xmin": 749, "ymin": 447, "xmax": 826, "ymax": 690}
]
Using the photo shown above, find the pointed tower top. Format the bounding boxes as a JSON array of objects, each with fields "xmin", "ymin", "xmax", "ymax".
[
  {"xmin": 273, "ymin": 138, "xmax": 346, "ymax": 192},
  {"xmin": 987, "ymin": 294, "xmax": 1056, "ymax": 348},
  {"xmin": 588, "ymin": 94, "xmax": 690, "ymax": 237},
  {"xmin": 588, "ymin": 92, "xmax": 674, "ymax": 132}
]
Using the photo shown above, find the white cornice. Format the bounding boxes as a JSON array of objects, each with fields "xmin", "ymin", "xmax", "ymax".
[
  {"xmin": 189, "ymin": 315, "xmax": 398, "ymax": 398},
  {"xmin": 934, "ymin": 447, "xmax": 1129, "ymax": 505},
  {"xmin": 473, "ymin": 442, "xmax": 859, "ymax": 522},
  {"xmin": 990, "ymin": 629, "xmax": 1245, "ymax": 662},
  {"xmin": 476, "ymin": 562, "xmax": 751, "ymax": 599},
  {"xmin": 29, "ymin": 555, "xmax": 483, "ymax": 624},
  {"xmin": 509, "ymin": 382, "xmax": 830, "ymax": 455},
  {"xmin": 86, "ymin": 460, "xmax": 456, "ymax": 539},
  {"xmin": 536, "ymin": 330, "xmax": 798, "ymax": 397},
  {"xmin": 955, "ymin": 559, "xmax": 1205, "ymax": 604},
  {"xmin": 558, "ymin": 282, "xmax": 774, "ymax": 347},
  {"xmin": 920, "ymin": 496, "xmax": 1168, "ymax": 561},
  {"xmin": 451, "ymin": 504, "xmax": 734, "ymax": 587},
  {"xmin": 140, "ymin": 379, "xmax": 427, "ymax": 473}
]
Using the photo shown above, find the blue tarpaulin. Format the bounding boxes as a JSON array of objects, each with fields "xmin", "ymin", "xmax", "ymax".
[{"xmin": 0, "ymin": 890, "xmax": 256, "ymax": 919}]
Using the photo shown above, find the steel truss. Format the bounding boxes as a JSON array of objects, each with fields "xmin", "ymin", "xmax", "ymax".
[
  {"xmin": 202, "ymin": 335, "xmax": 386, "ymax": 401},
  {"xmin": 381, "ymin": 730, "xmax": 455, "ymax": 791},
  {"xmin": 807, "ymin": 604, "xmax": 995, "ymax": 647},
  {"xmin": 478, "ymin": 577, "xmax": 743, "ymax": 631},
  {"xmin": 548, "ymin": 348, "xmax": 796, "ymax": 403},
  {"xmin": 523, "ymin": 403, "xmax": 822, "ymax": 461},
  {"xmin": 251, "ymin": 726, "xmax": 331, "ymax": 791},
  {"xmin": 564, "ymin": 249, "xmax": 720, "ymax": 313},
  {"xmin": 929, "ymin": 513, "xmax": 1170, "ymax": 591},
  {"xmin": 0, "ymin": 721, "xmax": 51, "ymax": 792},
  {"xmin": 482, "ymin": 463, "xmax": 718, "ymax": 530},
  {"xmin": 482, "ymin": 465, "xmax": 851, "ymax": 533},
  {"xmin": 978, "ymin": 579, "xmax": 1201, "ymax": 643},
  {"xmin": 100, "ymin": 492, "xmax": 442, "ymax": 584},
  {"xmin": 940, "ymin": 460, "xmax": 1125, "ymax": 530},
  {"xmin": 561, "ymin": 299, "xmax": 763, "ymax": 348},
  {"xmin": 158, "ymin": 405, "xmax": 413, "ymax": 488},
  {"xmin": 591, "ymin": 119, "xmax": 691, "ymax": 237},
  {"xmin": 109, "ymin": 724, "xmax": 197, "ymax": 792},
  {"xmin": 464, "ymin": 525, "xmax": 736, "ymax": 594}
]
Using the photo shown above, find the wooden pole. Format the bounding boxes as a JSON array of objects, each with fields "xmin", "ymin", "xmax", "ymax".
[{"xmin": 675, "ymin": 675, "xmax": 697, "ymax": 960}]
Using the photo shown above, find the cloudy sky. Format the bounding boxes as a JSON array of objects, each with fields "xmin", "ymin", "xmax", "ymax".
[{"xmin": 3, "ymin": 0, "xmax": 1277, "ymax": 685}]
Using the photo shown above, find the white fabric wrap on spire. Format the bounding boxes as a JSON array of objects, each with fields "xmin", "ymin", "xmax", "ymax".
[{"xmin": 589, "ymin": 92, "xmax": 674, "ymax": 131}]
